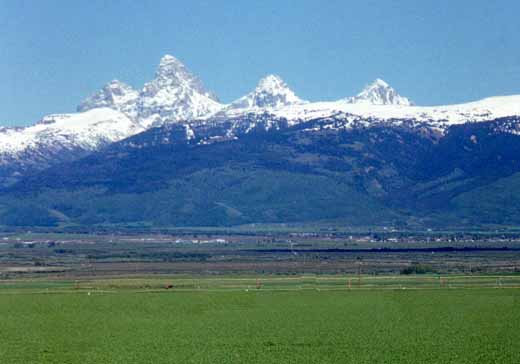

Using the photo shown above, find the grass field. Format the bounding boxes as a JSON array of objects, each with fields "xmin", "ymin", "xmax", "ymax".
[
  {"xmin": 2, "ymin": 274, "xmax": 520, "ymax": 292},
  {"xmin": 1, "ymin": 278, "xmax": 519, "ymax": 363}
]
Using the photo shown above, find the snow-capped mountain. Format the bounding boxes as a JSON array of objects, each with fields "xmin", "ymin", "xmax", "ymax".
[
  {"xmin": 77, "ymin": 80, "xmax": 139, "ymax": 119},
  {"xmin": 0, "ymin": 108, "xmax": 144, "ymax": 159},
  {"xmin": 253, "ymin": 95, "xmax": 520, "ymax": 131},
  {"xmin": 137, "ymin": 55, "xmax": 223, "ymax": 127},
  {"xmin": 0, "ymin": 54, "xmax": 226, "ymax": 185},
  {"xmin": 3, "ymin": 53, "xmax": 520, "ymax": 188},
  {"xmin": 345, "ymin": 79, "xmax": 412, "ymax": 106},
  {"xmin": 0, "ymin": 108, "xmax": 144, "ymax": 185},
  {"xmin": 225, "ymin": 75, "xmax": 306, "ymax": 112},
  {"xmin": 209, "ymin": 76, "xmax": 520, "ymax": 134},
  {"xmin": 0, "ymin": 108, "xmax": 143, "ymax": 159},
  {"xmin": 76, "ymin": 55, "xmax": 223, "ymax": 128}
]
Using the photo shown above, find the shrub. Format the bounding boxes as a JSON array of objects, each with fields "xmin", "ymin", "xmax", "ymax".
[{"xmin": 400, "ymin": 263, "xmax": 436, "ymax": 275}]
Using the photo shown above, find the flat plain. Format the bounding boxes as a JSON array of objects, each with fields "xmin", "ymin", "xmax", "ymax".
[
  {"xmin": 1, "ymin": 281, "xmax": 519, "ymax": 364},
  {"xmin": 1, "ymin": 232, "xmax": 519, "ymax": 363}
]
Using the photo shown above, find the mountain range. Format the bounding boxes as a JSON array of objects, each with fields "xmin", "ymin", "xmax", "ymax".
[{"xmin": 1, "ymin": 55, "xmax": 520, "ymax": 229}]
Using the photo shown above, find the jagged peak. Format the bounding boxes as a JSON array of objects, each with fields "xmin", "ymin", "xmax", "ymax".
[
  {"xmin": 77, "ymin": 80, "xmax": 138, "ymax": 113},
  {"xmin": 160, "ymin": 54, "xmax": 181, "ymax": 64},
  {"xmin": 360, "ymin": 78, "xmax": 395, "ymax": 95},
  {"xmin": 256, "ymin": 74, "xmax": 286, "ymax": 91},
  {"xmin": 370, "ymin": 78, "xmax": 389, "ymax": 88},
  {"xmin": 346, "ymin": 78, "xmax": 412, "ymax": 106},
  {"xmin": 153, "ymin": 54, "xmax": 205, "ymax": 90},
  {"xmin": 102, "ymin": 80, "xmax": 138, "ymax": 96},
  {"xmin": 94, "ymin": 79, "xmax": 137, "ymax": 95},
  {"xmin": 106, "ymin": 79, "xmax": 131, "ymax": 88},
  {"xmin": 136, "ymin": 55, "xmax": 222, "ymax": 126},
  {"xmin": 142, "ymin": 54, "xmax": 219, "ymax": 102},
  {"xmin": 156, "ymin": 54, "xmax": 188, "ymax": 78},
  {"xmin": 226, "ymin": 74, "xmax": 305, "ymax": 111}
]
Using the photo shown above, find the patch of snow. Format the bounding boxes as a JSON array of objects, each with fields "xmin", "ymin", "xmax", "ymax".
[{"xmin": 184, "ymin": 124, "xmax": 195, "ymax": 140}]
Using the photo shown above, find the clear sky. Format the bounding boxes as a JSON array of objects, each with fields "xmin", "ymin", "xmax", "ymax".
[{"xmin": 1, "ymin": 0, "xmax": 519, "ymax": 126}]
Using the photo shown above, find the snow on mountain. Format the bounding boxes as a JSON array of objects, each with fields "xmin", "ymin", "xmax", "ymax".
[
  {"xmin": 76, "ymin": 55, "xmax": 224, "ymax": 127},
  {"xmin": 65, "ymin": 56, "xmax": 520, "ymax": 137},
  {"xmin": 77, "ymin": 80, "xmax": 139, "ymax": 119},
  {"xmin": 212, "ymin": 76, "xmax": 520, "ymax": 132},
  {"xmin": 137, "ymin": 54, "xmax": 223, "ymax": 127},
  {"xmin": 0, "ymin": 54, "xmax": 224, "ymax": 176},
  {"xmin": 3, "ymin": 52, "xmax": 520, "ymax": 175},
  {"xmin": 256, "ymin": 95, "xmax": 520, "ymax": 131},
  {"xmin": 225, "ymin": 75, "xmax": 306, "ymax": 112},
  {"xmin": 0, "ymin": 108, "xmax": 143, "ymax": 159},
  {"xmin": 345, "ymin": 79, "xmax": 412, "ymax": 106}
]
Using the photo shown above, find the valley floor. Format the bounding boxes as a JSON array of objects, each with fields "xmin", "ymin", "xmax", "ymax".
[
  {"xmin": 2, "ymin": 231, "xmax": 520, "ymax": 277},
  {"xmin": 0, "ymin": 282, "xmax": 519, "ymax": 364},
  {"xmin": 1, "ymin": 232, "xmax": 519, "ymax": 363}
]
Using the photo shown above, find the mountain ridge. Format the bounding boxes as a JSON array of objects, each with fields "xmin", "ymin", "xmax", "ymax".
[
  {"xmin": 1, "ymin": 53, "xmax": 520, "ymax": 220},
  {"xmin": 4, "ymin": 113, "xmax": 520, "ymax": 228}
]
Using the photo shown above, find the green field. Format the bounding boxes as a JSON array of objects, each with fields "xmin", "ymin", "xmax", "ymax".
[{"xmin": 1, "ymin": 282, "xmax": 519, "ymax": 363}]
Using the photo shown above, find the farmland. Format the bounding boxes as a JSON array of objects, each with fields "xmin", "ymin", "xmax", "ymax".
[
  {"xmin": 1, "ymin": 231, "xmax": 519, "ymax": 363},
  {"xmin": 2, "ymin": 230, "xmax": 520, "ymax": 278},
  {"xmin": 1, "ymin": 283, "xmax": 519, "ymax": 363}
]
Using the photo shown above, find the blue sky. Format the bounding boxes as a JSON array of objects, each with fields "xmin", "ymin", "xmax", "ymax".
[{"xmin": 1, "ymin": 0, "xmax": 519, "ymax": 126}]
